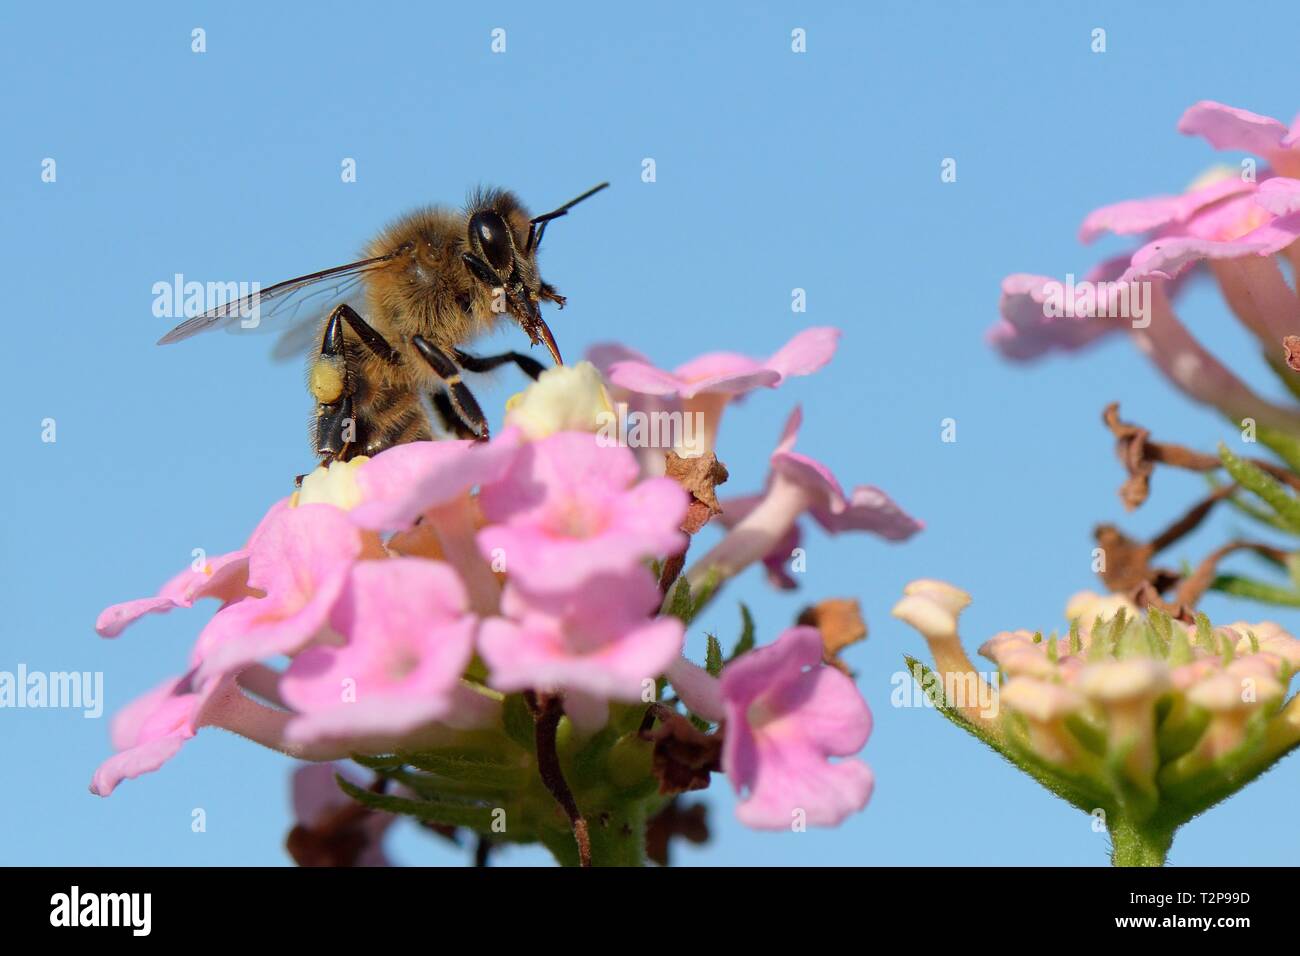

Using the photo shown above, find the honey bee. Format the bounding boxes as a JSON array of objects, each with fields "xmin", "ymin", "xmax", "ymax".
[{"xmin": 158, "ymin": 182, "xmax": 609, "ymax": 462}]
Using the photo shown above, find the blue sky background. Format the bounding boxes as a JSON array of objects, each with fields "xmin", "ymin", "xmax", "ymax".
[{"xmin": 4, "ymin": 1, "xmax": 1300, "ymax": 866}]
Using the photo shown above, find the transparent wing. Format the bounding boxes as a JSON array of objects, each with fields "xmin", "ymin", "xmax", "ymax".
[
  {"xmin": 266, "ymin": 288, "xmax": 360, "ymax": 362},
  {"xmin": 155, "ymin": 249, "xmax": 405, "ymax": 346}
]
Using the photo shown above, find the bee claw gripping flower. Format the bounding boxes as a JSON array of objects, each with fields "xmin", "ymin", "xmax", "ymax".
[
  {"xmin": 895, "ymin": 581, "xmax": 1300, "ymax": 866},
  {"xmin": 92, "ymin": 325, "xmax": 913, "ymax": 866}
]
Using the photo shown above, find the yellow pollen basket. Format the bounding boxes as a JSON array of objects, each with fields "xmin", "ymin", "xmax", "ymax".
[{"xmin": 309, "ymin": 360, "xmax": 345, "ymax": 404}]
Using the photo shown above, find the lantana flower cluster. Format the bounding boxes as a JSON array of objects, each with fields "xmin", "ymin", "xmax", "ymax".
[
  {"xmin": 989, "ymin": 100, "xmax": 1300, "ymax": 613},
  {"xmin": 894, "ymin": 582, "xmax": 1300, "ymax": 865},
  {"xmin": 93, "ymin": 327, "xmax": 921, "ymax": 866}
]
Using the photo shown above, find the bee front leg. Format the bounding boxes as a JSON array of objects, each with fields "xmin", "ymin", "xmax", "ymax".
[
  {"xmin": 411, "ymin": 336, "xmax": 489, "ymax": 441},
  {"xmin": 453, "ymin": 348, "xmax": 546, "ymax": 380}
]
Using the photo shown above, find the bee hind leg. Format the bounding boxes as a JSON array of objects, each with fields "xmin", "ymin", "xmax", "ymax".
[
  {"xmin": 411, "ymin": 336, "xmax": 490, "ymax": 441},
  {"xmin": 311, "ymin": 305, "xmax": 402, "ymax": 461},
  {"xmin": 310, "ymin": 308, "xmax": 355, "ymax": 459}
]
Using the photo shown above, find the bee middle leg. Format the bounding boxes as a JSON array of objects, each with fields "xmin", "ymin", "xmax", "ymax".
[
  {"xmin": 429, "ymin": 390, "xmax": 480, "ymax": 440},
  {"xmin": 312, "ymin": 304, "xmax": 401, "ymax": 459},
  {"xmin": 411, "ymin": 336, "xmax": 490, "ymax": 440}
]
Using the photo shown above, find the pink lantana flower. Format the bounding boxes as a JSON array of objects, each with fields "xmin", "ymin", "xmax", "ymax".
[
  {"xmin": 589, "ymin": 327, "xmax": 840, "ymax": 463},
  {"xmin": 687, "ymin": 406, "xmax": 921, "ymax": 592},
  {"xmin": 281, "ymin": 559, "xmax": 490, "ymax": 749},
  {"xmin": 93, "ymin": 499, "xmax": 291, "ymax": 638},
  {"xmin": 348, "ymin": 437, "xmax": 520, "ymax": 532},
  {"xmin": 479, "ymin": 569, "xmax": 684, "ymax": 732},
  {"xmin": 477, "ymin": 431, "xmax": 688, "ymax": 594},
  {"xmin": 194, "ymin": 504, "xmax": 362, "ymax": 683},
  {"xmin": 989, "ymin": 101, "xmax": 1300, "ymax": 430},
  {"xmin": 348, "ymin": 437, "xmax": 520, "ymax": 614},
  {"xmin": 90, "ymin": 668, "xmax": 349, "ymax": 796},
  {"xmin": 90, "ymin": 672, "xmax": 223, "ymax": 797},
  {"xmin": 664, "ymin": 628, "xmax": 875, "ymax": 829}
]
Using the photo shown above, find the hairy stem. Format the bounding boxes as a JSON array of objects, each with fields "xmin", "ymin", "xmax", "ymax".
[{"xmin": 1108, "ymin": 816, "xmax": 1174, "ymax": 867}]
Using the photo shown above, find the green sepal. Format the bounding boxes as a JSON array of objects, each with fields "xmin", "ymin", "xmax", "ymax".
[
  {"xmin": 1155, "ymin": 698, "xmax": 1209, "ymax": 763},
  {"xmin": 1194, "ymin": 613, "xmax": 1216, "ymax": 652},
  {"xmin": 731, "ymin": 603, "xmax": 756, "ymax": 660},
  {"xmin": 1168, "ymin": 625, "xmax": 1194, "ymax": 666},
  {"xmin": 1063, "ymin": 713, "xmax": 1107, "ymax": 757},
  {"xmin": 665, "ymin": 576, "xmax": 693, "ymax": 622},
  {"xmin": 705, "ymin": 633, "xmax": 724, "ymax": 677},
  {"xmin": 1086, "ymin": 616, "xmax": 1109, "ymax": 661}
]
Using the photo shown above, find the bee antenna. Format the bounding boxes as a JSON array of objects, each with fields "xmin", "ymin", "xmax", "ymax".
[
  {"xmin": 531, "ymin": 182, "xmax": 610, "ymax": 225},
  {"xmin": 526, "ymin": 181, "xmax": 609, "ymax": 252}
]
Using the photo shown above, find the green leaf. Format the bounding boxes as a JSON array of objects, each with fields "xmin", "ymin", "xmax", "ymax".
[
  {"xmin": 1255, "ymin": 421, "xmax": 1300, "ymax": 475},
  {"xmin": 349, "ymin": 752, "xmax": 403, "ymax": 772},
  {"xmin": 1207, "ymin": 474, "xmax": 1295, "ymax": 534},
  {"xmin": 400, "ymin": 750, "xmax": 528, "ymax": 790},
  {"xmin": 705, "ymin": 633, "xmax": 724, "ymax": 677},
  {"xmin": 335, "ymin": 775, "xmax": 501, "ymax": 832},
  {"xmin": 731, "ymin": 603, "xmax": 756, "ymax": 659},
  {"xmin": 1218, "ymin": 443, "xmax": 1300, "ymax": 532},
  {"xmin": 1211, "ymin": 574, "xmax": 1300, "ymax": 607}
]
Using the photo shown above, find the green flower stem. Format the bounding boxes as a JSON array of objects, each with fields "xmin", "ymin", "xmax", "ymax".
[{"xmin": 1108, "ymin": 816, "xmax": 1173, "ymax": 867}]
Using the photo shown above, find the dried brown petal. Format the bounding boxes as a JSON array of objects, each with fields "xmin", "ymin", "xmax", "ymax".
[
  {"xmin": 285, "ymin": 803, "xmax": 374, "ymax": 868},
  {"xmin": 1285, "ymin": 335, "xmax": 1300, "ymax": 372},
  {"xmin": 665, "ymin": 451, "xmax": 730, "ymax": 529},
  {"xmin": 1103, "ymin": 403, "xmax": 1156, "ymax": 511},
  {"xmin": 659, "ymin": 451, "xmax": 730, "ymax": 593},
  {"xmin": 645, "ymin": 798, "xmax": 709, "ymax": 866},
  {"xmin": 642, "ymin": 710, "xmax": 722, "ymax": 795},
  {"xmin": 797, "ymin": 598, "xmax": 867, "ymax": 672}
]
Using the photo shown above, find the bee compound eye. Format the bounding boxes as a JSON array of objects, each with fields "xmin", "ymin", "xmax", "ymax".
[{"xmin": 469, "ymin": 211, "xmax": 513, "ymax": 273}]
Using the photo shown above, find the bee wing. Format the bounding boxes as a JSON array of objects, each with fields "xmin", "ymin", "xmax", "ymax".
[
  {"xmin": 155, "ymin": 250, "xmax": 404, "ymax": 346},
  {"xmin": 266, "ymin": 303, "xmax": 346, "ymax": 362},
  {"xmin": 258, "ymin": 272, "xmax": 369, "ymax": 362}
]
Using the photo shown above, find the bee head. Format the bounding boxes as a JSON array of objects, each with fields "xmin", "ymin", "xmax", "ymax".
[{"xmin": 462, "ymin": 183, "xmax": 609, "ymax": 365}]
